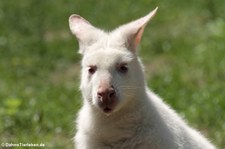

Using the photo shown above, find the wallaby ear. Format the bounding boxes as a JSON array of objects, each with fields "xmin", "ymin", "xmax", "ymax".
[
  {"xmin": 69, "ymin": 14, "xmax": 104, "ymax": 54},
  {"xmin": 115, "ymin": 7, "xmax": 158, "ymax": 53}
]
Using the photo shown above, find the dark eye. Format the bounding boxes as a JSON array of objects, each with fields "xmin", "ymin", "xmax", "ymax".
[
  {"xmin": 88, "ymin": 66, "xmax": 97, "ymax": 75},
  {"xmin": 118, "ymin": 64, "xmax": 128, "ymax": 73}
]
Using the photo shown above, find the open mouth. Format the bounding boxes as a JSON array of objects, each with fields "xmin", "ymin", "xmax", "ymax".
[{"xmin": 103, "ymin": 107, "xmax": 113, "ymax": 113}]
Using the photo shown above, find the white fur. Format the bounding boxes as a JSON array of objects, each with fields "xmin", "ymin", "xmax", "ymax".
[{"xmin": 69, "ymin": 8, "xmax": 215, "ymax": 149}]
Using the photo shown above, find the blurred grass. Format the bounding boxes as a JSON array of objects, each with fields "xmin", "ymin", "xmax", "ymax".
[{"xmin": 0, "ymin": 0, "xmax": 224, "ymax": 148}]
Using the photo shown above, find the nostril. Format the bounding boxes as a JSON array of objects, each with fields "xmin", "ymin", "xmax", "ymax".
[
  {"xmin": 97, "ymin": 86, "xmax": 116, "ymax": 102},
  {"xmin": 108, "ymin": 90, "xmax": 116, "ymax": 99},
  {"xmin": 97, "ymin": 92, "xmax": 103, "ymax": 98}
]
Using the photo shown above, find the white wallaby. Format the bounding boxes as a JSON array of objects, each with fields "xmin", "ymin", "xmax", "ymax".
[{"xmin": 69, "ymin": 7, "xmax": 215, "ymax": 149}]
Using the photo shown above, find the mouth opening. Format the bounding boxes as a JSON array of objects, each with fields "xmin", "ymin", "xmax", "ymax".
[{"xmin": 103, "ymin": 107, "xmax": 112, "ymax": 113}]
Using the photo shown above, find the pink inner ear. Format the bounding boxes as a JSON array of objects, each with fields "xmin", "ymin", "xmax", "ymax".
[
  {"xmin": 134, "ymin": 27, "xmax": 145, "ymax": 49},
  {"xmin": 69, "ymin": 15, "xmax": 91, "ymax": 26},
  {"xmin": 121, "ymin": 7, "xmax": 158, "ymax": 51},
  {"xmin": 69, "ymin": 14, "xmax": 92, "ymax": 38}
]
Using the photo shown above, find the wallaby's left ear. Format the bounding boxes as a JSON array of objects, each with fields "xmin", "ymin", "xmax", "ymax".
[{"xmin": 115, "ymin": 7, "xmax": 158, "ymax": 52}]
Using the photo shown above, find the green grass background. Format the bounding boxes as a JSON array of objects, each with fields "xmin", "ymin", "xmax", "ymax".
[{"xmin": 0, "ymin": 0, "xmax": 224, "ymax": 148}]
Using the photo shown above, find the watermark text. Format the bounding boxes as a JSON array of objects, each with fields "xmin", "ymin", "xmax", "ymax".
[{"xmin": 1, "ymin": 142, "xmax": 45, "ymax": 148}]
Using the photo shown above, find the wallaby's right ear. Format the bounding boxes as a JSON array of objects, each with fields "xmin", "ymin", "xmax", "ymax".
[{"xmin": 69, "ymin": 15, "xmax": 104, "ymax": 54}]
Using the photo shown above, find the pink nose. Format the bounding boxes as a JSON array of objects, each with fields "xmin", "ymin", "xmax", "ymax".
[
  {"xmin": 97, "ymin": 86, "xmax": 116, "ymax": 102},
  {"xmin": 97, "ymin": 85, "xmax": 116, "ymax": 113}
]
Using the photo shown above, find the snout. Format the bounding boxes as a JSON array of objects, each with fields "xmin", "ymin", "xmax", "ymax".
[{"xmin": 97, "ymin": 85, "xmax": 117, "ymax": 114}]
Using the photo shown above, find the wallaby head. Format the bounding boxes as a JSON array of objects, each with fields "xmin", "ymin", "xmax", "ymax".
[{"xmin": 69, "ymin": 8, "xmax": 158, "ymax": 115}]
